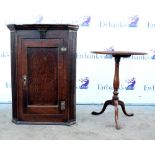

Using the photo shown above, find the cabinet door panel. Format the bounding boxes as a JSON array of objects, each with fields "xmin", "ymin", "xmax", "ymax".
[
  {"xmin": 21, "ymin": 39, "xmax": 65, "ymax": 116},
  {"xmin": 27, "ymin": 47, "xmax": 58, "ymax": 106}
]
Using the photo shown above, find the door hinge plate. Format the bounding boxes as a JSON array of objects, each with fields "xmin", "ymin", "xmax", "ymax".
[
  {"xmin": 60, "ymin": 101, "xmax": 65, "ymax": 110},
  {"xmin": 60, "ymin": 47, "xmax": 67, "ymax": 52}
]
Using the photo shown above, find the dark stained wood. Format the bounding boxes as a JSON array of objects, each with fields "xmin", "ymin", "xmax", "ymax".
[
  {"xmin": 91, "ymin": 51, "xmax": 147, "ymax": 129},
  {"xmin": 7, "ymin": 24, "xmax": 79, "ymax": 31},
  {"xmin": 7, "ymin": 24, "xmax": 78, "ymax": 125}
]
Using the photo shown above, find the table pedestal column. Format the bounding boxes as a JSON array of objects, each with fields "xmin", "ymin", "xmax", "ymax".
[{"xmin": 92, "ymin": 56, "xmax": 134, "ymax": 129}]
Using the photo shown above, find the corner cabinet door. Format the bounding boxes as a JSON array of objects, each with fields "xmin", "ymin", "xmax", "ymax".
[{"xmin": 19, "ymin": 38, "xmax": 67, "ymax": 122}]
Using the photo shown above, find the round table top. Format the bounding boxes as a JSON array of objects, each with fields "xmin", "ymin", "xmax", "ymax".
[{"xmin": 91, "ymin": 51, "xmax": 147, "ymax": 56}]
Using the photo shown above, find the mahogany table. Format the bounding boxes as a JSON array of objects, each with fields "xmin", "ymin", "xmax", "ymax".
[{"xmin": 91, "ymin": 51, "xmax": 147, "ymax": 129}]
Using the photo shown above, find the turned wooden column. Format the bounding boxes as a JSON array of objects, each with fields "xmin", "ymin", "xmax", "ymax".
[{"xmin": 113, "ymin": 56, "xmax": 121, "ymax": 129}]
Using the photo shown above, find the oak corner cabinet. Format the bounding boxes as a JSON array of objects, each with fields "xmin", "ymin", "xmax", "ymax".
[{"xmin": 7, "ymin": 24, "xmax": 79, "ymax": 125}]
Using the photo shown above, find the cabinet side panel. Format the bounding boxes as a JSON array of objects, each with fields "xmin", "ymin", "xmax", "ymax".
[
  {"xmin": 10, "ymin": 31, "xmax": 18, "ymax": 121},
  {"xmin": 68, "ymin": 31, "xmax": 78, "ymax": 121}
]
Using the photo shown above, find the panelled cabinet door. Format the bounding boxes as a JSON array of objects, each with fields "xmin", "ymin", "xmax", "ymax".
[{"xmin": 20, "ymin": 39, "xmax": 67, "ymax": 122}]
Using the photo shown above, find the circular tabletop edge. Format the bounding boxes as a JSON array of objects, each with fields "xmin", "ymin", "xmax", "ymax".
[{"xmin": 90, "ymin": 51, "xmax": 148, "ymax": 55}]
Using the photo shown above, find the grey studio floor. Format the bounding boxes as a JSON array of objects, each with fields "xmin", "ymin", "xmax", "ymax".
[{"xmin": 0, "ymin": 103, "xmax": 155, "ymax": 140}]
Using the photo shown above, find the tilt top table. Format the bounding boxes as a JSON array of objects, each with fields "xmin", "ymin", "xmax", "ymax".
[{"xmin": 91, "ymin": 51, "xmax": 147, "ymax": 129}]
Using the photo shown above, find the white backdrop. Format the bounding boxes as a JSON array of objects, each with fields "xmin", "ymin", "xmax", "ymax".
[{"xmin": 0, "ymin": 0, "xmax": 155, "ymax": 104}]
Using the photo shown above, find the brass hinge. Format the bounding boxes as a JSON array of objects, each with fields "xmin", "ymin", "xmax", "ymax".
[
  {"xmin": 60, "ymin": 47, "xmax": 67, "ymax": 52},
  {"xmin": 60, "ymin": 101, "xmax": 65, "ymax": 110}
]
